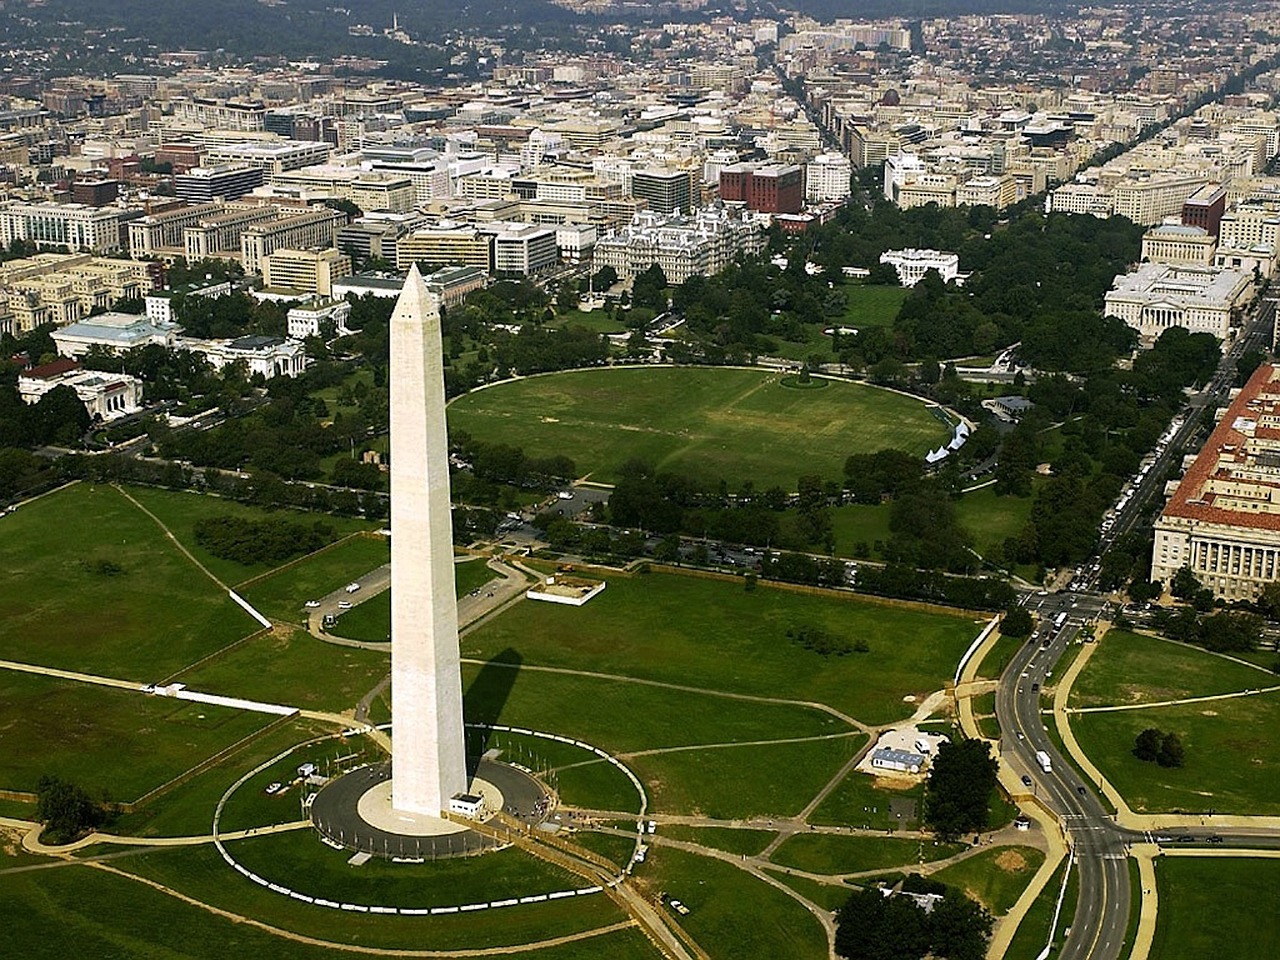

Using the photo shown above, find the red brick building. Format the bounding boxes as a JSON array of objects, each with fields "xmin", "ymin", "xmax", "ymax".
[{"xmin": 719, "ymin": 163, "xmax": 804, "ymax": 214}]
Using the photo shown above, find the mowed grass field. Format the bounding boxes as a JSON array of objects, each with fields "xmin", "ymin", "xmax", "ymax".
[
  {"xmin": 462, "ymin": 569, "xmax": 980, "ymax": 725},
  {"xmin": 446, "ymin": 366, "xmax": 949, "ymax": 488},
  {"xmin": 1069, "ymin": 631, "xmax": 1275, "ymax": 709},
  {"xmin": 1071, "ymin": 690, "xmax": 1280, "ymax": 815},
  {"xmin": 1150, "ymin": 858, "xmax": 1280, "ymax": 960},
  {"xmin": 0, "ymin": 670, "xmax": 273, "ymax": 801},
  {"xmin": 0, "ymin": 483, "xmax": 258, "ymax": 680}
]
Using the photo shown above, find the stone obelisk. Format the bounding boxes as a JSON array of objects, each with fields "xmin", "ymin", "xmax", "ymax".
[{"xmin": 389, "ymin": 264, "xmax": 467, "ymax": 817}]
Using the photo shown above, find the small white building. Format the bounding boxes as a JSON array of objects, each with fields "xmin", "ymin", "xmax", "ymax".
[
  {"xmin": 286, "ymin": 296, "xmax": 352, "ymax": 340},
  {"xmin": 181, "ymin": 334, "xmax": 308, "ymax": 379},
  {"xmin": 870, "ymin": 747, "xmax": 927, "ymax": 774},
  {"xmin": 879, "ymin": 248, "xmax": 962, "ymax": 287},
  {"xmin": 18, "ymin": 358, "xmax": 143, "ymax": 421},
  {"xmin": 449, "ymin": 792, "xmax": 484, "ymax": 819},
  {"xmin": 144, "ymin": 278, "xmax": 233, "ymax": 324}
]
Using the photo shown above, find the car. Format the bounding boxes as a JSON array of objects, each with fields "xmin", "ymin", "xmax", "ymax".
[
  {"xmin": 345, "ymin": 582, "xmax": 361, "ymax": 593},
  {"xmin": 337, "ymin": 600, "xmax": 353, "ymax": 609},
  {"xmin": 647, "ymin": 820, "xmax": 657, "ymax": 834},
  {"xmin": 1016, "ymin": 731, "xmax": 1025, "ymax": 741},
  {"xmin": 304, "ymin": 600, "xmax": 321, "ymax": 608},
  {"xmin": 1031, "ymin": 683, "xmax": 1040, "ymax": 692},
  {"xmin": 668, "ymin": 898, "xmax": 690, "ymax": 916},
  {"xmin": 1177, "ymin": 835, "xmax": 1195, "ymax": 842},
  {"xmin": 1076, "ymin": 785, "xmax": 1087, "ymax": 796},
  {"xmin": 1021, "ymin": 775, "xmax": 1033, "ymax": 787},
  {"xmin": 264, "ymin": 782, "xmax": 283, "ymax": 795},
  {"xmin": 1207, "ymin": 835, "xmax": 1224, "ymax": 844}
]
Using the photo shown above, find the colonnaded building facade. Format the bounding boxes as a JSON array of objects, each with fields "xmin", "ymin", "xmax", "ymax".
[{"xmin": 1152, "ymin": 362, "xmax": 1280, "ymax": 600}]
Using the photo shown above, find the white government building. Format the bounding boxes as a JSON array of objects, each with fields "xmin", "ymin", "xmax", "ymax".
[
  {"xmin": 879, "ymin": 248, "xmax": 963, "ymax": 287},
  {"xmin": 1103, "ymin": 262, "xmax": 1254, "ymax": 342}
]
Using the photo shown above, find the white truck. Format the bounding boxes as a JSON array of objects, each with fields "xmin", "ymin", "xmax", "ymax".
[{"xmin": 1035, "ymin": 750, "xmax": 1052, "ymax": 773}]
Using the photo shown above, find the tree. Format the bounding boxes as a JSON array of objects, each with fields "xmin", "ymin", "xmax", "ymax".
[
  {"xmin": 1001, "ymin": 606, "xmax": 1033, "ymax": 638},
  {"xmin": 1170, "ymin": 565, "xmax": 1201, "ymax": 601},
  {"xmin": 924, "ymin": 738, "xmax": 999, "ymax": 841},
  {"xmin": 36, "ymin": 775, "xmax": 105, "ymax": 844},
  {"xmin": 1157, "ymin": 731, "xmax": 1185, "ymax": 768},
  {"xmin": 835, "ymin": 887, "xmax": 929, "ymax": 960},
  {"xmin": 1133, "ymin": 727, "xmax": 1163, "ymax": 762},
  {"xmin": 927, "ymin": 890, "xmax": 993, "ymax": 960}
]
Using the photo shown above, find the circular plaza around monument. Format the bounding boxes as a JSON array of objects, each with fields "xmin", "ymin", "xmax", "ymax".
[{"xmin": 209, "ymin": 722, "xmax": 649, "ymax": 916}]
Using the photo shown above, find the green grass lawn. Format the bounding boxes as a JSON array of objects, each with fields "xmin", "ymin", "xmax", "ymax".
[
  {"xmin": 770, "ymin": 833, "xmax": 964, "ymax": 875},
  {"xmin": 629, "ymin": 735, "xmax": 864, "ymax": 818},
  {"xmin": 975, "ymin": 632, "xmax": 1024, "ymax": 683},
  {"xmin": 463, "ymin": 570, "xmax": 979, "ymax": 725},
  {"xmin": 767, "ymin": 869, "xmax": 853, "ymax": 912},
  {"xmin": 929, "ymin": 845, "xmax": 1045, "ymax": 915},
  {"xmin": 175, "ymin": 628, "xmax": 389, "ymax": 714},
  {"xmin": 1070, "ymin": 631, "xmax": 1275, "ymax": 709},
  {"xmin": 446, "ymin": 366, "xmax": 948, "ymax": 489},
  {"xmin": 122, "ymin": 484, "xmax": 377, "ymax": 587},
  {"xmin": 1149, "ymin": 857, "xmax": 1280, "ymax": 960},
  {"xmin": 0, "ymin": 671, "xmax": 274, "ymax": 802},
  {"xmin": 639, "ymin": 847, "xmax": 828, "ymax": 960},
  {"xmin": 331, "ymin": 558, "xmax": 500, "ymax": 643},
  {"xmin": 550, "ymin": 307, "xmax": 629, "ymax": 334},
  {"xmin": 0, "ymin": 483, "xmax": 259, "ymax": 680},
  {"xmin": 110, "ymin": 844, "xmax": 631, "ymax": 953},
  {"xmin": 460, "ymin": 661, "xmax": 844, "ymax": 754},
  {"xmin": 954, "ymin": 485, "xmax": 1033, "ymax": 558},
  {"xmin": 226, "ymin": 829, "xmax": 584, "ymax": 907},
  {"xmin": 830, "ymin": 503, "xmax": 895, "ymax": 558},
  {"xmin": 240, "ymin": 535, "xmax": 390, "ymax": 623},
  {"xmin": 1002, "ymin": 854, "xmax": 1077, "ymax": 960},
  {"xmin": 840, "ymin": 284, "xmax": 909, "ymax": 331},
  {"xmin": 808, "ymin": 773, "xmax": 923, "ymax": 831},
  {"xmin": 828, "ymin": 487, "xmax": 1032, "ymax": 561},
  {"xmin": 110, "ymin": 719, "xmax": 331, "ymax": 838},
  {"xmin": 659, "ymin": 826, "xmax": 777, "ymax": 857},
  {"xmin": 1071, "ymin": 690, "xmax": 1280, "ymax": 814}
]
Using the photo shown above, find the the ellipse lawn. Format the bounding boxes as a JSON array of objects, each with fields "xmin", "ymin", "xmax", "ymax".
[{"xmin": 447, "ymin": 366, "xmax": 949, "ymax": 489}]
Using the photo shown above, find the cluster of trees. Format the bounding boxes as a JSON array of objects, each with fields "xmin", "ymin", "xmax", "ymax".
[
  {"xmin": 0, "ymin": 380, "xmax": 91, "ymax": 449},
  {"xmin": 80, "ymin": 343, "xmax": 230, "ymax": 405},
  {"xmin": 989, "ymin": 328, "xmax": 1222, "ymax": 575},
  {"xmin": 1133, "ymin": 727, "xmax": 1185, "ymax": 768},
  {"xmin": 451, "ymin": 432, "xmax": 576, "ymax": 491},
  {"xmin": 159, "ymin": 362, "xmax": 376, "ymax": 481},
  {"xmin": 836, "ymin": 878, "xmax": 993, "ymax": 960},
  {"xmin": 1000, "ymin": 606, "xmax": 1034, "ymax": 638},
  {"xmin": 1149, "ymin": 606, "xmax": 1263, "ymax": 654},
  {"xmin": 855, "ymin": 564, "xmax": 1015, "ymax": 611},
  {"xmin": 787, "ymin": 624, "xmax": 868, "ymax": 657},
  {"xmin": 193, "ymin": 515, "xmax": 339, "ymax": 566},
  {"xmin": 923, "ymin": 738, "xmax": 1001, "ymax": 841},
  {"xmin": 36, "ymin": 775, "xmax": 108, "ymax": 845},
  {"xmin": 59, "ymin": 454, "xmax": 386, "ymax": 521}
]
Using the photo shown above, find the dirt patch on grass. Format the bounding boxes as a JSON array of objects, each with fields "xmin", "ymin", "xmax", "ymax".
[{"xmin": 994, "ymin": 849, "xmax": 1029, "ymax": 873}]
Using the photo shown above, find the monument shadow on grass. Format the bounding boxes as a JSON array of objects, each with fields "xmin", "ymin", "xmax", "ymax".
[{"xmin": 463, "ymin": 648, "xmax": 522, "ymax": 777}]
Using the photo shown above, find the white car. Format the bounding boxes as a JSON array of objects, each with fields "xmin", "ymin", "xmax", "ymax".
[
  {"xmin": 304, "ymin": 600, "xmax": 321, "ymax": 608},
  {"xmin": 345, "ymin": 582, "xmax": 361, "ymax": 593},
  {"xmin": 337, "ymin": 600, "xmax": 353, "ymax": 609},
  {"xmin": 264, "ymin": 782, "xmax": 283, "ymax": 795}
]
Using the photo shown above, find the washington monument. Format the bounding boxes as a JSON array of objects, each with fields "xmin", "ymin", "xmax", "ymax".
[{"xmin": 389, "ymin": 264, "xmax": 468, "ymax": 817}]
